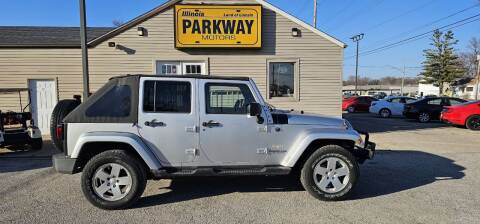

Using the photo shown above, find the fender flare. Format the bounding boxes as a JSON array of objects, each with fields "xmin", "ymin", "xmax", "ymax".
[
  {"xmin": 70, "ymin": 132, "xmax": 162, "ymax": 170},
  {"xmin": 280, "ymin": 128, "xmax": 361, "ymax": 167}
]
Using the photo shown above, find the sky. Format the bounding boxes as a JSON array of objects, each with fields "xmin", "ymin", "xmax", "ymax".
[{"xmin": 0, "ymin": 0, "xmax": 479, "ymax": 80}]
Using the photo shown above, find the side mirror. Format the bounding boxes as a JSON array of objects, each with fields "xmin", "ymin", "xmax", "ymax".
[
  {"xmin": 248, "ymin": 102, "xmax": 264, "ymax": 124},
  {"xmin": 249, "ymin": 102, "xmax": 262, "ymax": 117}
]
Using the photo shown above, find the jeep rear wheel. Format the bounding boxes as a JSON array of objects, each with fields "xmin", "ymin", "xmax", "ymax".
[
  {"xmin": 81, "ymin": 150, "xmax": 147, "ymax": 210},
  {"xmin": 300, "ymin": 145, "xmax": 359, "ymax": 201}
]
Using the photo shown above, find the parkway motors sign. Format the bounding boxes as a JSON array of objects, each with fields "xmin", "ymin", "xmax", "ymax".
[{"xmin": 175, "ymin": 5, "xmax": 262, "ymax": 48}]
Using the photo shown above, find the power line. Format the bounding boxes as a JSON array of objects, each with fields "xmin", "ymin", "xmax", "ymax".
[
  {"xmin": 345, "ymin": 13, "xmax": 480, "ymax": 59},
  {"xmin": 321, "ymin": 0, "xmax": 354, "ymax": 28},
  {"xmin": 363, "ymin": 0, "xmax": 437, "ymax": 32},
  {"xmin": 329, "ymin": 0, "xmax": 386, "ymax": 31},
  {"xmin": 365, "ymin": 2, "xmax": 480, "ymax": 49}
]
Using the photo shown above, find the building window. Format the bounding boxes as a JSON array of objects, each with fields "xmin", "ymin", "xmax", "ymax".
[
  {"xmin": 156, "ymin": 61, "xmax": 206, "ymax": 75},
  {"xmin": 205, "ymin": 83, "xmax": 255, "ymax": 114},
  {"xmin": 267, "ymin": 60, "xmax": 299, "ymax": 100},
  {"xmin": 143, "ymin": 81, "xmax": 191, "ymax": 113},
  {"xmin": 466, "ymin": 87, "xmax": 474, "ymax": 92}
]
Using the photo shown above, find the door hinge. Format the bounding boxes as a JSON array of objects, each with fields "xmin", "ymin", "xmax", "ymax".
[
  {"xmin": 185, "ymin": 125, "xmax": 199, "ymax": 133},
  {"xmin": 256, "ymin": 148, "xmax": 268, "ymax": 154},
  {"xmin": 185, "ymin": 148, "xmax": 198, "ymax": 156}
]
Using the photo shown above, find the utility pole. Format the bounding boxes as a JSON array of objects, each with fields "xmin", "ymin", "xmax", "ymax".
[
  {"xmin": 313, "ymin": 0, "xmax": 317, "ymax": 28},
  {"xmin": 476, "ymin": 55, "xmax": 480, "ymax": 100},
  {"xmin": 351, "ymin": 33, "xmax": 364, "ymax": 95},
  {"xmin": 79, "ymin": 0, "xmax": 90, "ymax": 100},
  {"xmin": 401, "ymin": 64, "xmax": 406, "ymax": 96}
]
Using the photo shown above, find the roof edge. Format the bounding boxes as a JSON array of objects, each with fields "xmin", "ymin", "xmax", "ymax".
[
  {"xmin": 88, "ymin": 0, "xmax": 346, "ymax": 48},
  {"xmin": 88, "ymin": 0, "xmax": 181, "ymax": 47}
]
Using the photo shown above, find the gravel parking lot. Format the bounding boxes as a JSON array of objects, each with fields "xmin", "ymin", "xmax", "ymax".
[{"xmin": 1, "ymin": 113, "xmax": 479, "ymax": 224}]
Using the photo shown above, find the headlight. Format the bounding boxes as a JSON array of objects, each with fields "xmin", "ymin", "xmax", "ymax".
[{"xmin": 356, "ymin": 136, "xmax": 364, "ymax": 146}]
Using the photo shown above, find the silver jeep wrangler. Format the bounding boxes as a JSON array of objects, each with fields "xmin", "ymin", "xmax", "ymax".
[{"xmin": 52, "ymin": 75, "xmax": 375, "ymax": 209}]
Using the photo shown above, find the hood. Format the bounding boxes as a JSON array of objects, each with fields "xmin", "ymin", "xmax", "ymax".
[{"xmin": 282, "ymin": 111, "xmax": 345, "ymax": 127}]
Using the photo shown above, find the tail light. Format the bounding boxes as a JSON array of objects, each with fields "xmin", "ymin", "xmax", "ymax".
[{"xmin": 56, "ymin": 124, "xmax": 64, "ymax": 140}]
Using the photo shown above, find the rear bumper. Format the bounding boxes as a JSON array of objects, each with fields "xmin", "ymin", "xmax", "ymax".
[
  {"xmin": 354, "ymin": 131, "xmax": 376, "ymax": 161},
  {"xmin": 52, "ymin": 153, "xmax": 78, "ymax": 174}
]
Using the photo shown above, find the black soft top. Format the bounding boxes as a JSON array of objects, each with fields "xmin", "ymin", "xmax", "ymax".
[
  {"xmin": 63, "ymin": 74, "xmax": 251, "ymax": 123},
  {"xmin": 111, "ymin": 74, "xmax": 251, "ymax": 81}
]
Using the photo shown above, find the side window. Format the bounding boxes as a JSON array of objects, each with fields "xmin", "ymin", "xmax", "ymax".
[
  {"xmin": 143, "ymin": 81, "xmax": 191, "ymax": 113},
  {"xmin": 449, "ymin": 99, "xmax": 465, "ymax": 106},
  {"xmin": 406, "ymin": 98, "xmax": 417, "ymax": 104},
  {"xmin": 206, "ymin": 83, "xmax": 256, "ymax": 114},
  {"xmin": 427, "ymin": 99, "xmax": 442, "ymax": 105},
  {"xmin": 390, "ymin": 98, "xmax": 402, "ymax": 103},
  {"xmin": 86, "ymin": 85, "xmax": 131, "ymax": 117}
]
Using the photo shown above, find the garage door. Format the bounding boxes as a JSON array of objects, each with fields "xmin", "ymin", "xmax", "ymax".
[{"xmin": 29, "ymin": 80, "xmax": 57, "ymax": 136}]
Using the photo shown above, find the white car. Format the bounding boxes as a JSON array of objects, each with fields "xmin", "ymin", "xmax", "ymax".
[{"xmin": 369, "ymin": 96, "xmax": 417, "ymax": 118}]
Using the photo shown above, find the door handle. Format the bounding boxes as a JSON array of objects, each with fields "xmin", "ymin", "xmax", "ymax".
[
  {"xmin": 202, "ymin": 120, "xmax": 221, "ymax": 128},
  {"xmin": 144, "ymin": 119, "xmax": 165, "ymax": 127}
]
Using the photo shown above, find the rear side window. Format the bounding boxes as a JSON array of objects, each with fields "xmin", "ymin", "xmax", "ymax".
[
  {"xmin": 449, "ymin": 99, "xmax": 466, "ymax": 106},
  {"xmin": 390, "ymin": 98, "xmax": 402, "ymax": 103},
  {"xmin": 205, "ymin": 83, "xmax": 255, "ymax": 114},
  {"xmin": 427, "ymin": 99, "xmax": 442, "ymax": 105},
  {"xmin": 86, "ymin": 85, "xmax": 131, "ymax": 117},
  {"xmin": 143, "ymin": 81, "xmax": 191, "ymax": 113}
]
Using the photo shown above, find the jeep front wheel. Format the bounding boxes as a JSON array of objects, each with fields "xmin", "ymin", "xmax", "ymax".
[
  {"xmin": 300, "ymin": 145, "xmax": 359, "ymax": 201},
  {"xmin": 81, "ymin": 150, "xmax": 147, "ymax": 210}
]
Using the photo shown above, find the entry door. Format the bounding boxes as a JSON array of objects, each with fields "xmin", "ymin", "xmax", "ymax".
[
  {"xmin": 29, "ymin": 80, "xmax": 57, "ymax": 135},
  {"xmin": 198, "ymin": 80, "xmax": 268, "ymax": 166},
  {"xmin": 137, "ymin": 77, "xmax": 198, "ymax": 167}
]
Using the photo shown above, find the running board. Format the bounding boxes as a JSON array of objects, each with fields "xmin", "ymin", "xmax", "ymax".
[{"xmin": 151, "ymin": 166, "xmax": 291, "ymax": 178}]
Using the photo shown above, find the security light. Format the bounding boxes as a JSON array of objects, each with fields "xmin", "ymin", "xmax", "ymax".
[
  {"xmin": 292, "ymin": 28, "xmax": 301, "ymax": 37},
  {"xmin": 108, "ymin": 42, "xmax": 116, "ymax": 47},
  {"xmin": 137, "ymin": 27, "xmax": 146, "ymax": 36}
]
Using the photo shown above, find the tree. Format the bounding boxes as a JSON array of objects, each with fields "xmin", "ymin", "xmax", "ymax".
[
  {"xmin": 420, "ymin": 30, "xmax": 464, "ymax": 96},
  {"xmin": 460, "ymin": 37, "xmax": 480, "ymax": 78}
]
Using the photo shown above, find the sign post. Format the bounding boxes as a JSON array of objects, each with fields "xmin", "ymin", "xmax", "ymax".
[{"xmin": 175, "ymin": 5, "xmax": 262, "ymax": 48}]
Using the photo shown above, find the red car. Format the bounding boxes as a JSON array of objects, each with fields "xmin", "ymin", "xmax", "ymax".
[
  {"xmin": 441, "ymin": 100, "xmax": 480, "ymax": 130},
  {"xmin": 342, "ymin": 96, "xmax": 378, "ymax": 113}
]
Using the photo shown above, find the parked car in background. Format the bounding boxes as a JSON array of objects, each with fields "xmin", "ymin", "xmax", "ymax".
[
  {"xmin": 441, "ymin": 101, "xmax": 480, "ymax": 130},
  {"xmin": 369, "ymin": 96, "xmax": 417, "ymax": 118},
  {"xmin": 403, "ymin": 97, "xmax": 467, "ymax": 123},
  {"xmin": 342, "ymin": 96, "xmax": 378, "ymax": 113}
]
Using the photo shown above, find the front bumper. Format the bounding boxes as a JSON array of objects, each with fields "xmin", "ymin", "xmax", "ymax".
[
  {"xmin": 52, "ymin": 153, "xmax": 78, "ymax": 174},
  {"xmin": 354, "ymin": 131, "xmax": 376, "ymax": 161}
]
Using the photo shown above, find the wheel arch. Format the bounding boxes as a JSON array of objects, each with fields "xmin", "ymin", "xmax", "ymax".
[
  {"xmin": 70, "ymin": 132, "xmax": 162, "ymax": 173},
  {"xmin": 281, "ymin": 129, "xmax": 361, "ymax": 168},
  {"xmin": 291, "ymin": 139, "xmax": 356, "ymax": 171}
]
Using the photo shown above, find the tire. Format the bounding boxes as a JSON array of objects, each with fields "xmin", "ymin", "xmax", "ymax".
[
  {"xmin": 50, "ymin": 99, "xmax": 80, "ymax": 152},
  {"xmin": 81, "ymin": 150, "xmax": 147, "ymax": 210},
  {"xmin": 418, "ymin": 112, "xmax": 430, "ymax": 123},
  {"xmin": 379, "ymin": 108, "xmax": 391, "ymax": 118},
  {"xmin": 300, "ymin": 145, "xmax": 359, "ymax": 201},
  {"xmin": 30, "ymin": 138, "xmax": 43, "ymax": 150},
  {"xmin": 466, "ymin": 115, "xmax": 480, "ymax": 131},
  {"xmin": 347, "ymin": 106, "xmax": 355, "ymax": 113}
]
